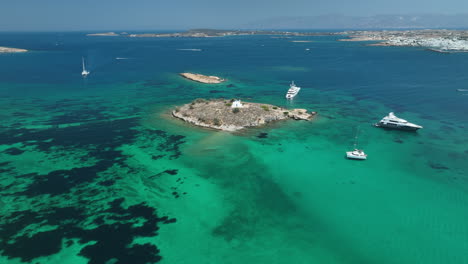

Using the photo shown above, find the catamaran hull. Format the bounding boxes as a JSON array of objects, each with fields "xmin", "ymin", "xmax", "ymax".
[
  {"xmin": 346, "ymin": 153, "xmax": 367, "ymax": 160},
  {"xmin": 374, "ymin": 123, "xmax": 421, "ymax": 131}
]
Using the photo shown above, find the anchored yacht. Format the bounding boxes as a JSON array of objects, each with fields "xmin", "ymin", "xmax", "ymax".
[
  {"xmin": 286, "ymin": 81, "xmax": 301, "ymax": 99},
  {"xmin": 81, "ymin": 57, "xmax": 90, "ymax": 77},
  {"xmin": 346, "ymin": 149, "xmax": 367, "ymax": 160},
  {"xmin": 375, "ymin": 112, "xmax": 422, "ymax": 131},
  {"xmin": 346, "ymin": 127, "xmax": 367, "ymax": 160}
]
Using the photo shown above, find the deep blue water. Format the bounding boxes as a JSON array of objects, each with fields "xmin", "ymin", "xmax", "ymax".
[{"xmin": 1, "ymin": 32, "xmax": 467, "ymax": 122}]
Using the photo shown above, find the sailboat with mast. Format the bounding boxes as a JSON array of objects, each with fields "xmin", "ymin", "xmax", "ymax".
[
  {"xmin": 346, "ymin": 127, "xmax": 367, "ymax": 160},
  {"xmin": 81, "ymin": 57, "xmax": 90, "ymax": 77}
]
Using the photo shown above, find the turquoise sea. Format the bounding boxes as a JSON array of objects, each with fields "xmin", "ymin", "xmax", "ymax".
[{"xmin": 1, "ymin": 32, "xmax": 468, "ymax": 264}]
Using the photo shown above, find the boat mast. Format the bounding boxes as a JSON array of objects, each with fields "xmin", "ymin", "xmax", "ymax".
[{"xmin": 354, "ymin": 127, "xmax": 360, "ymax": 149}]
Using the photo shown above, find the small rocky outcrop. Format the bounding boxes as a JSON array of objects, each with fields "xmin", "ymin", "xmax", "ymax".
[
  {"xmin": 172, "ymin": 99, "xmax": 316, "ymax": 131},
  {"xmin": 0, "ymin": 47, "xmax": 28, "ymax": 53},
  {"xmin": 179, "ymin": 73, "xmax": 225, "ymax": 84},
  {"xmin": 86, "ymin": 32, "xmax": 120, "ymax": 36}
]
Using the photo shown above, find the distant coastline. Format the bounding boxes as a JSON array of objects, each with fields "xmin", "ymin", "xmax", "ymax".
[
  {"xmin": 85, "ymin": 28, "xmax": 468, "ymax": 52},
  {"xmin": 87, "ymin": 29, "xmax": 332, "ymax": 38},
  {"xmin": 338, "ymin": 29, "xmax": 468, "ymax": 52},
  {"xmin": 0, "ymin": 47, "xmax": 28, "ymax": 53}
]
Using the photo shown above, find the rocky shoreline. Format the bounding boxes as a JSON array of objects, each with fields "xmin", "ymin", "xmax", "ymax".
[
  {"xmin": 180, "ymin": 73, "xmax": 225, "ymax": 84},
  {"xmin": 172, "ymin": 99, "xmax": 316, "ymax": 131},
  {"xmin": 0, "ymin": 47, "xmax": 28, "ymax": 53}
]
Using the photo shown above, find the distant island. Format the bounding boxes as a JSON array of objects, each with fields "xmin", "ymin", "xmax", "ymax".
[
  {"xmin": 129, "ymin": 29, "xmax": 329, "ymax": 38},
  {"xmin": 172, "ymin": 99, "xmax": 316, "ymax": 131},
  {"xmin": 88, "ymin": 29, "xmax": 330, "ymax": 38},
  {"xmin": 180, "ymin": 73, "xmax": 225, "ymax": 84},
  {"xmin": 85, "ymin": 28, "xmax": 468, "ymax": 52},
  {"xmin": 84, "ymin": 27, "xmax": 468, "ymax": 53},
  {"xmin": 0, "ymin": 47, "xmax": 28, "ymax": 53},
  {"xmin": 339, "ymin": 30, "xmax": 468, "ymax": 52},
  {"xmin": 86, "ymin": 32, "xmax": 120, "ymax": 36}
]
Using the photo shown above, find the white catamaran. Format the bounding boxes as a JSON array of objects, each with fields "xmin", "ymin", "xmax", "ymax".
[
  {"xmin": 81, "ymin": 57, "xmax": 90, "ymax": 77},
  {"xmin": 346, "ymin": 128, "xmax": 367, "ymax": 160}
]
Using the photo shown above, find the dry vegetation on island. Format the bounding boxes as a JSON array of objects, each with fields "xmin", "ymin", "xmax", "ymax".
[{"xmin": 172, "ymin": 98, "xmax": 316, "ymax": 131}]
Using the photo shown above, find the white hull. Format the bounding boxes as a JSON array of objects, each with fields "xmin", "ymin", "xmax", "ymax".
[
  {"xmin": 286, "ymin": 89, "xmax": 300, "ymax": 99},
  {"xmin": 286, "ymin": 81, "xmax": 301, "ymax": 99},
  {"xmin": 346, "ymin": 149, "xmax": 367, "ymax": 160},
  {"xmin": 374, "ymin": 122, "xmax": 421, "ymax": 131}
]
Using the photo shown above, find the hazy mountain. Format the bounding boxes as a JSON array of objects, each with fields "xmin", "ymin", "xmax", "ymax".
[{"xmin": 243, "ymin": 14, "xmax": 468, "ymax": 29}]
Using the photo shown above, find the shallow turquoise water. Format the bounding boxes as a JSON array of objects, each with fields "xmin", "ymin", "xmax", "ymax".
[{"xmin": 0, "ymin": 32, "xmax": 467, "ymax": 264}]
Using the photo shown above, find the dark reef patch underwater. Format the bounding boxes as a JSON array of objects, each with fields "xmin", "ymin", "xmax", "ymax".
[
  {"xmin": 0, "ymin": 199, "xmax": 174, "ymax": 264},
  {"xmin": 0, "ymin": 111, "xmax": 186, "ymax": 263}
]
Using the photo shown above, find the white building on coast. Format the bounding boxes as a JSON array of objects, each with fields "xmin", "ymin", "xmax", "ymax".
[{"xmin": 231, "ymin": 100, "xmax": 243, "ymax": 108}]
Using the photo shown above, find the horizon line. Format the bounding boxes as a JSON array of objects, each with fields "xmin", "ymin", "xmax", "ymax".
[{"xmin": 2, "ymin": 27, "xmax": 468, "ymax": 33}]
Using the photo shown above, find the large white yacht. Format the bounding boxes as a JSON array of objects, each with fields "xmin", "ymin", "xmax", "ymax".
[
  {"xmin": 375, "ymin": 112, "xmax": 422, "ymax": 131},
  {"xmin": 286, "ymin": 81, "xmax": 301, "ymax": 99}
]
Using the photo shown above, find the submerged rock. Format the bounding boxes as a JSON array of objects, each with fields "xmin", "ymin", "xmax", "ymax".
[
  {"xmin": 428, "ymin": 161, "xmax": 450, "ymax": 170},
  {"xmin": 2, "ymin": 147, "xmax": 25, "ymax": 155}
]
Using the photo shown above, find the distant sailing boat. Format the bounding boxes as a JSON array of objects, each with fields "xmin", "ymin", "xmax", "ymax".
[
  {"xmin": 81, "ymin": 57, "xmax": 90, "ymax": 77},
  {"xmin": 346, "ymin": 127, "xmax": 367, "ymax": 160}
]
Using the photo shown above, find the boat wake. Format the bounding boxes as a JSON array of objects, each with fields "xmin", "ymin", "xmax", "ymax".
[{"xmin": 456, "ymin": 89, "xmax": 468, "ymax": 92}]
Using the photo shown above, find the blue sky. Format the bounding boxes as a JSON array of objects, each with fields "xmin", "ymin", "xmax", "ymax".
[{"xmin": 1, "ymin": 0, "xmax": 467, "ymax": 30}]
